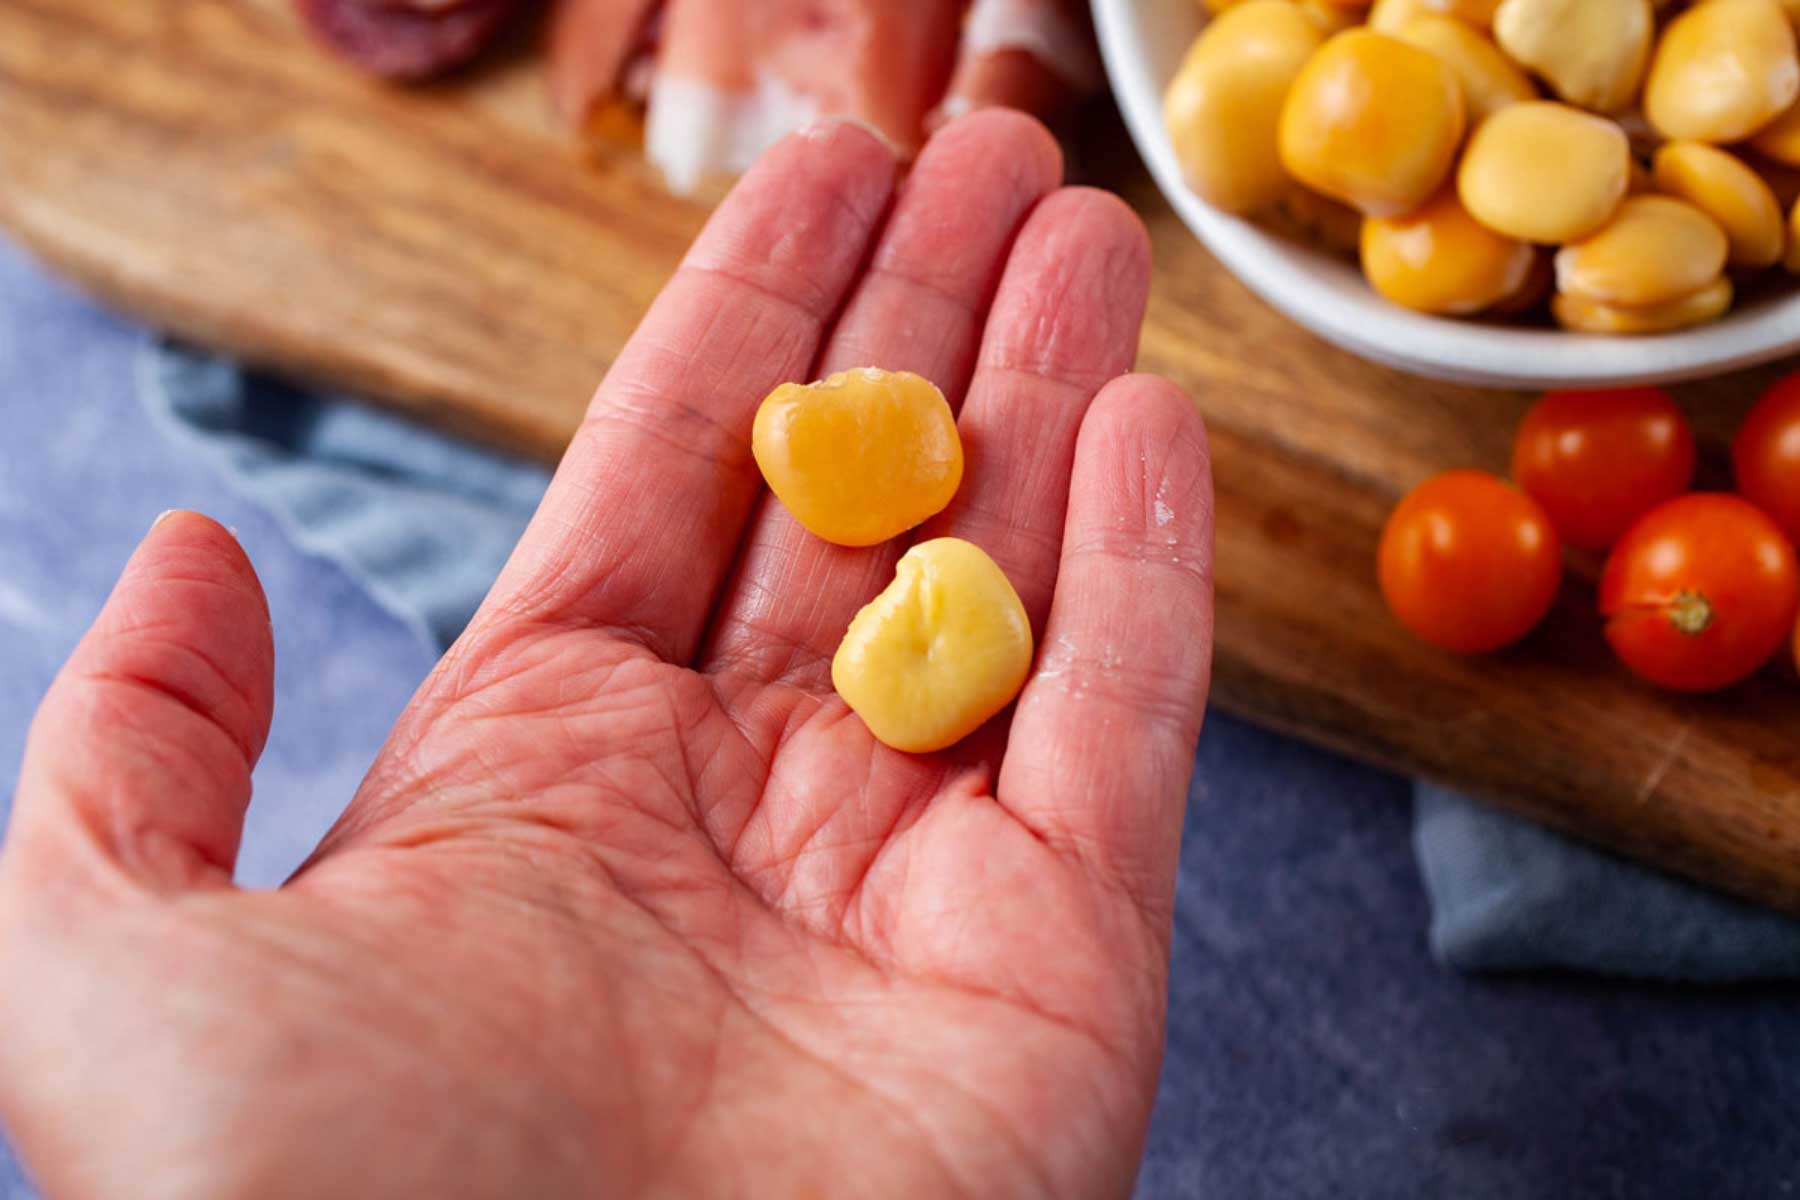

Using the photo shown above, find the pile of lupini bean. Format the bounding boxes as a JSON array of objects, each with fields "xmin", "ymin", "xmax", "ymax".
[{"xmin": 1163, "ymin": 0, "xmax": 1800, "ymax": 332}]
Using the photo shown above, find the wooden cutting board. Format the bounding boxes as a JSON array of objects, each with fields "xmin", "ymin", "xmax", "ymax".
[{"xmin": 9, "ymin": 0, "xmax": 1800, "ymax": 915}]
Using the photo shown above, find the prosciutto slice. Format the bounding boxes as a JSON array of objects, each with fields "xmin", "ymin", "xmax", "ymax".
[
  {"xmin": 932, "ymin": 0, "xmax": 1101, "ymax": 129},
  {"xmin": 295, "ymin": 0, "xmax": 520, "ymax": 79},
  {"xmin": 644, "ymin": 0, "xmax": 964, "ymax": 192},
  {"xmin": 300, "ymin": 0, "xmax": 1105, "ymax": 192},
  {"xmin": 547, "ymin": 0, "xmax": 664, "ymax": 127}
]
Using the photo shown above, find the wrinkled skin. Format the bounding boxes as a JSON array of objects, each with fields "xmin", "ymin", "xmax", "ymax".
[{"xmin": 0, "ymin": 113, "xmax": 1214, "ymax": 1200}]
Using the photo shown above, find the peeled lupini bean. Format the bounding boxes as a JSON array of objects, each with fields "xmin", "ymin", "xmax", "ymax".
[{"xmin": 1492, "ymin": 0, "xmax": 1652, "ymax": 114}]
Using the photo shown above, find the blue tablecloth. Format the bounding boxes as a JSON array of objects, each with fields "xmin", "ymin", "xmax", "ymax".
[{"xmin": 4, "ymin": 238, "xmax": 1799, "ymax": 1196}]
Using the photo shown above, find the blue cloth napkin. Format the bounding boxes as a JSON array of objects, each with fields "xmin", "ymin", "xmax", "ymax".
[
  {"xmin": 140, "ymin": 339, "xmax": 1800, "ymax": 982},
  {"xmin": 145, "ymin": 344, "xmax": 551, "ymax": 651},
  {"xmin": 1416, "ymin": 783, "xmax": 1800, "ymax": 978}
]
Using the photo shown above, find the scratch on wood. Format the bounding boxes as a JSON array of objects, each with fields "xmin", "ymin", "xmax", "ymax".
[{"xmin": 1636, "ymin": 725, "xmax": 1693, "ymax": 805}]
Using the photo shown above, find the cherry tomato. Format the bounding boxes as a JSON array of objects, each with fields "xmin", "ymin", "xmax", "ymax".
[
  {"xmin": 1600, "ymin": 494, "xmax": 1799, "ymax": 692},
  {"xmin": 1732, "ymin": 370, "xmax": 1800, "ymax": 545},
  {"xmin": 1378, "ymin": 470, "xmax": 1563, "ymax": 653},
  {"xmin": 1511, "ymin": 387, "xmax": 1695, "ymax": 552}
]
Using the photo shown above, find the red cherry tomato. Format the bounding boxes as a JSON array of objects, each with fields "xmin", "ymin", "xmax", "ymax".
[
  {"xmin": 1511, "ymin": 387, "xmax": 1695, "ymax": 552},
  {"xmin": 1378, "ymin": 470, "xmax": 1563, "ymax": 653},
  {"xmin": 1600, "ymin": 494, "xmax": 1800, "ymax": 691},
  {"xmin": 1732, "ymin": 370, "xmax": 1800, "ymax": 545}
]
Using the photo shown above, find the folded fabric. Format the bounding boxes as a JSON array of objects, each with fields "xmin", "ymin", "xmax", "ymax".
[
  {"xmin": 144, "ymin": 341, "xmax": 550, "ymax": 653},
  {"xmin": 143, "ymin": 338, "xmax": 1800, "ymax": 980},
  {"xmin": 1415, "ymin": 784, "xmax": 1800, "ymax": 979}
]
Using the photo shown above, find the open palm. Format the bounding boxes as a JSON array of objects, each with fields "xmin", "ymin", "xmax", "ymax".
[{"xmin": 0, "ymin": 112, "xmax": 1213, "ymax": 1200}]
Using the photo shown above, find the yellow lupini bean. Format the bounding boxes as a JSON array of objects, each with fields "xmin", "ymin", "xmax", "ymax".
[
  {"xmin": 1278, "ymin": 29, "xmax": 1466, "ymax": 217},
  {"xmin": 1554, "ymin": 195, "xmax": 1729, "ymax": 308},
  {"xmin": 1752, "ymin": 99, "xmax": 1800, "ymax": 168},
  {"xmin": 752, "ymin": 368, "xmax": 962, "ymax": 548},
  {"xmin": 831, "ymin": 538, "xmax": 1033, "ymax": 754},
  {"xmin": 1553, "ymin": 277, "xmax": 1734, "ymax": 334},
  {"xmin": 1297, "ymin": 0, "xmax": 1362, "ymax": 33},
  {"xmin": 1368, "ymin": 0, "xmax": 1501, "ymax": 34},
  {"xmin": 1457, "ymin": 101, "xmax": 1630, "ymax": 242},
  {"xmin": 1491, "ymin": 0, "xmax": 1652, "ymax": 115},
  {"xmin": 1652, "ymin": 142, "xmax": 1786, "ymax": 269},
  {"xmin": 1164, "ymin": 0, "xmax": 1324, "ymax": 215},
  {"xmin": 1393, "ymin": 15, "xmax": 1536, "ymax": 124},
  {"xmin": 1368, "ymin": 0, "xmax": 1434, "ymax": 29},
  {"xmin": 1361, "ymin": 187, "xmax": 1535, "ymax": 313},
  {"xmin": 1644, "ymin": 0, "xmax": 1800, "ymax": 144},
  {"xmin": 1164, "ymin": 0, "xmax": 1800, "ymax": 334}
]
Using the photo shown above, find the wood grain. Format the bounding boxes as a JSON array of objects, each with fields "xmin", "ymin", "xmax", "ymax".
[{"xmin": 7, "ymin": 0, "xmax": 1800, "ymax": 913}]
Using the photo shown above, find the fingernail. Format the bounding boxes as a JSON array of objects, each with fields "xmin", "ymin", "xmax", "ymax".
[
  {"xmin": 151, "ymin": 509, "xmax": 179, "ymax": 530},
  {"xmin": 797, "ymin": 115, "xmax": 852, "ymax": 140},
  {"xmin": 799, "ymin": 115, "xmax": 898, "ymax": 156}
]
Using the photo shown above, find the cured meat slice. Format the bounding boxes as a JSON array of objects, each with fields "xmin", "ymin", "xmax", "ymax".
[
  {"xmin": 294, "ymin": 0, "xmax": 519, "ymax": 79},
  {"xmin": 644, "ymin": 0, "xmax": 964, "ymax": 193},
  {"xmin": 547, "ymin": 0, "xmax": 664, "ymax": 127},
  {"xmin": 931, "ymin": 0, "xmax": 1101, "ymax": 129}
]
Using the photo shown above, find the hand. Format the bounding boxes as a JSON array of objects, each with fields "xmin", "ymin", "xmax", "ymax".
[{"xmin": 0, "ymin": 112, "xmax": 1213, "ymax": 1200}]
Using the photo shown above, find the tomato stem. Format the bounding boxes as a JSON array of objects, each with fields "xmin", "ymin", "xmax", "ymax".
[{"xmin": 1666, "ymin": 590, "xmax": 1713, "ymax": 636}]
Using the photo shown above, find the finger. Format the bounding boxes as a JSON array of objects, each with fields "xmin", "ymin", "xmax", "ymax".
[
  {"xmin": 998, "ymin": 375, "xmax": 1214, "ymax": 914},
  {"xmin": 919, "ymin": 188, "xmax": 1151, "ymax": 631},
  {"xmin": 701, "ymin": 109, "xmax": 1063, "ymax": 688},
  {"xmin": 4, "ymin": 512, "xmax": 275, "ymax": 892},
  {"xmin": 475, "ymin": 120, "xmax": 897, "ymax": 663}
]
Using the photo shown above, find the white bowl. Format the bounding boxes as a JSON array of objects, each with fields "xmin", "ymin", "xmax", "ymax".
[{"xmin": 1092, "ymin": 0, "xmax": 1800, "ymax": 388}]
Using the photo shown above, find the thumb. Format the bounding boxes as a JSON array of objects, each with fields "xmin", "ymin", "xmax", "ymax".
[{"xmin": 5, "ymin": 511, "xmax": 274, "ymax": 892}]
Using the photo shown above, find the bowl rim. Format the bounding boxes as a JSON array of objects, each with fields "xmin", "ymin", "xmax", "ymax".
[{"xmin": 1091, "ymin": 0, "xmax": 1800, "ymax": 389}]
